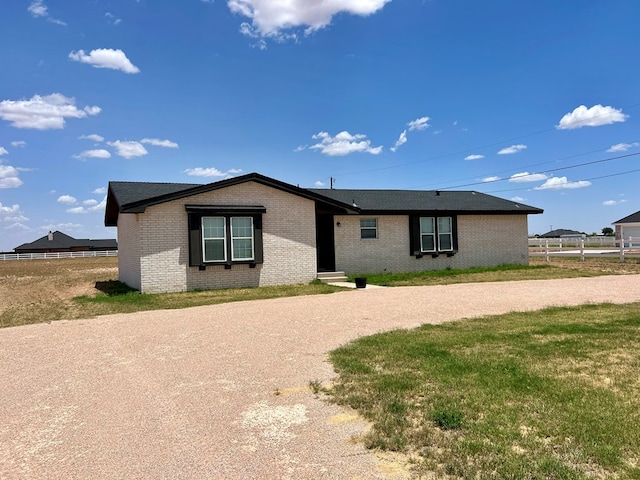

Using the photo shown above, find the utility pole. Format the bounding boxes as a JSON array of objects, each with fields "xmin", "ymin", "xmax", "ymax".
[{"xmin": 330, "ymin": 177, "xmax": 335, "ymax": 189}]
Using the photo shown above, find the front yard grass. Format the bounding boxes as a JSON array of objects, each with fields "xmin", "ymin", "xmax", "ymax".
[{"xmin": 328, "ymin": 302, "xmax": 640, "ymax": 479}]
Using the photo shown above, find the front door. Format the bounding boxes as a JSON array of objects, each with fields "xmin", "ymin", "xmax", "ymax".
[{"xmin": 316, "ymin": 214, "xmax": 335, "ymax": 271}]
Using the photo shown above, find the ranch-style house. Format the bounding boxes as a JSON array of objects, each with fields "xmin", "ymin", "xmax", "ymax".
[{"xmin": 105, "ymin": 172, "xmax": 543, "ymax": 293}]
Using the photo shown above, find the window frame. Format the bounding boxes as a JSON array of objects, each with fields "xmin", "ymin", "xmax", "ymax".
[
  {"xmin": 202, "ymin": 216, "xmax": 227, "ymax": 262},
  {"xmin": 187, "ymin": 205, "xmax": 264, "ymax": 268},
  {"xmin": 410, "ymin": 214, "xmax": 457, "ymax": 257},
  {"xmin": 360, "ymin": 218, "xmax": 378, "ymax": 239}
]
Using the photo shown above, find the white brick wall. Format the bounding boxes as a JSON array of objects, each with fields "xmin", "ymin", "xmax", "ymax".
[
  {"xmin": 116, "ymin": 213, "xmax": 141, "ymax": 291},
  {"xmin": 334, "ymin": 214, "xmax": 529, "ymax": 274},
  {"xmin": 123, "ymin": 181, "xmax": 317, "ymax": 293}
]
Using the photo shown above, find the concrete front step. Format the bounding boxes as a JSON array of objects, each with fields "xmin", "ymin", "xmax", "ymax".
[{"xmin": 317, "ymin": 271, "xmax": 348, "ymax": 283}]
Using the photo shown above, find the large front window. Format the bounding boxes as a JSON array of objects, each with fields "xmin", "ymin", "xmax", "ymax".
[{"xmin": 202, "ymin": 216, "xmax": 254, "ymax": 262}]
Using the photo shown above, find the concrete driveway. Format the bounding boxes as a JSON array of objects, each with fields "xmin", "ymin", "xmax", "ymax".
[{"xmin": 2, "ymin": 276, "xmax": 640, "ymax": 479}]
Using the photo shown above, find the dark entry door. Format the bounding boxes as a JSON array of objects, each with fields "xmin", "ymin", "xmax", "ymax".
[{"xmin": 316, "ymin": 214, "xmax": 335, "ymax": 271}]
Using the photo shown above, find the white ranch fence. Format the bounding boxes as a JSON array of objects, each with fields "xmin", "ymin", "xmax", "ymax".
[
  {"xmin": 0, "ymin": 250, "xmax": 118, "ymax": 261},
  {"xmin": 529, "ymin": 237, "xmax": 640, "ymax": 262}
]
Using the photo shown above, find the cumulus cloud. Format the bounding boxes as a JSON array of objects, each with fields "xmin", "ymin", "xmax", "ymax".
[
  {"xmin": 0, "ymin": 147, "xmax": 7, "ymax": 156},
  {"xmin": 57, "ymin": 195, "xmax": 77, "ymax": 205},
  {"xmin": 140, "ymin": 138, "xmax": 179, "ymax": 148},
  {"xmin": 4, "ymin": 215, "xmax": 29, "ymax": 223},
  {"xmin": 0, "ymin": 202, "xmax": 21, "ymax": 215},
  {"xmin": 309, "ymin": 131, "xmax": 382, "ymax": 156},
  {"xmin": 602, "ymin": 199, "xmax": 627, "ymax": 206},
  {"xmin": 105, "ymin": 12, "xmax": 122, "ymax": 25},
  {"xmin": 407, "ymin": 116, "xmax": 430, "ymax": 131},
  {"xmin": 228, "ymin": 0, "xmax": 391, "ymax": 39},
  {"xmin": 498, "ymin": 144, "xmax": 527, "ymax": 155},
  {"xmin": 107, "ymin": 140, "xmax": 148, "ymax": 159},
  {"xmin": 464, "ymin": 154, "xmax": 484, "ymax": 161},
  {"xmin": 28, "ymin": 0, "xmax": 66, "ymax": 25},
  {"xmin": 390, "ymin": 130, "xmax": 407, "ymax": 152},
  {"xmin": 79, "ymin": 134, "xmax": 104, "ymax": 142},
  {"xmin": 66, "ymin": 197, "xmax": 107, "ymax": 214},
  {"xmin": 69, "ymin": 48, "xmax": 140, "ymax": 74},
  {"xmin": 511, "ymin": 196, "xmax": 525, "ymax": 202},
  {"xmin": 534, "ymin": 176, "xmax": 591, "ymax": 190},
  {"xmin": 314, "ymin": 180, "xmax": 325, "ymax": 187},
  {"xmin": 509, "ymin": 172, "xmax": 548, "ymax": 183},
  {"xmin": 607, "ymin": 142, "xmax": 639, "ymax": 153},
  {"xmin": 0, "ymin": 165, "xmax": 23, "ymax": 189},
  {"xmin": 93, "ymin": 187, "xmax": 107, "ymax": 194},
  {"xmin": 5, "ymin": 222, "xmax": 31, "ymax": 231},
  {"xmin": 73, "ymin": 149, "xmax": 111, "ymax": 159},
  {"xmin": 556, "ymin": 104, "xmax": 628, "ymax": 130},
  {"xmin": 0, "ymin": 93, "xmax": 100, "ymax": 130},
  {"xmin": 183, "ymin": 167, "xmax": 242, "ymax": 178},
  {"xmin": 482, "ymin": 176, "xmax": 501, "ymax": 183},
  {"xmin": 11, "ymin": 141, "xmax": 26, "ymax": 147}
]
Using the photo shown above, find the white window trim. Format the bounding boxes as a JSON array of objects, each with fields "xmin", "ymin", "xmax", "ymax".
[
  {"xmin": 202, "ymin": 216, "xmax": 227, "ymax": 262},
  {"xmin": 360, "ymin": 218, "xmax": 378, "ymax": 239},
  {"xmin": 230, "ymin": 216, "xmax": 255, "ymax": 261},
  {"xmin": 420, "ymin": 216, "xmax": 453, "ymax": 253}
]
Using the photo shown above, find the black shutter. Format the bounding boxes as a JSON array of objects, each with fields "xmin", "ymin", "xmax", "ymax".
[
  {"xmin": 409, "ymin": 215, "xmax": 422, "ymax": 256},
  {"xmin": 253, "ymin": 214, "xmax": 263, "ymax": 264},
  {"xmin": 188, "ymin": 213, "xmax": 202, "ymax": 266}
]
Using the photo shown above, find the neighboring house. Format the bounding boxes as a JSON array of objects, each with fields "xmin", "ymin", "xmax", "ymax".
[
  {"xmin": 613, "ymin": 210, "xmax": 640, "ymax": 241},
  {"xmin": 539, "ymin": 229, "xmax": 585, "ymax": 239},
  {"xmin": 104, "ymin": 172, "xmax": 543, "ymax": 293},
  {"xmin": 14, "ymin": 231, "xmax": 118, "ymax": 253}
]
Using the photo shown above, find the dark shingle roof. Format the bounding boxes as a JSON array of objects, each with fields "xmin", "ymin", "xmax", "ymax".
[
  {"xmin": 613, "ymin": 210, "xmax": 640, "ymax": 224},
  {"xmin": 14, "ymin": 231, "xmax": 117, "ymax": 252},
  {"xmin": 539, "ymin": 229, "xmax": 584, "ymax": 238},
  {"xmin": 308, "ymin": 188, "xmax": 543, "ymax": 214},
  {"xmin": 105, "ymin": 173, "xmax": 543, "ymax": 226}
]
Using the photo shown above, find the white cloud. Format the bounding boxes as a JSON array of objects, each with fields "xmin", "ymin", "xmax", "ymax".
[
  {"xmin": 607, "ymin": 142, "xmax": 639, "ymax": 153},
  {"xmin": 556, "ymin": 104, "xmax": 628, "ymax": 130},
  {"xmin": 105, "ymin": 12, "xmax": 122, "ymax": 25},
  {"xmin": 294, "ymin": 145, "xmax": 306, "ymax": 152},
  {"xmin": 511, "ymin": 196, "xmax": 525, "ymax": 202},
  {"xmin": 5, "ymin": 222, "xmax": 31, "ymax": 231},
  {"xmin": 0, "ymin": 93, "xmax": 100, "ymax": 130},
  {"xmin": 0, "ymin": 165, "xmax": 23, "ymax": 189},
  {"xmin": 482, "ymin": 176, "xmax": 500, "ymax": 183},
  {"xmin": 28, "ymin": 0, "xmax": 66, "ymax": 25},
  {"xmin": 602, "ymin": 199, "xmax": 627, "ymax": 206},
  {"xmin": 228, "ymin": 0, "xmax": 391, "ymax": 38},
  {"xmin": 93, "ymin": 187, "xmax": 107, "ymax": 194},
  {"xmin": 183, "ymin": 167, "xmax": 242, "ymax": 178},
  {"xmin": 0, "ymin": 202, "xmax": 20, "ymax": 215},
  {"xmin": 498, "ymin": 144, "xmax": 527, "ymax": 155},
  {"xmin": 534, "ymin": 176, "xmax": 591, "ymax": 190},
  {"xmin": 390, "ymin": 130, "xmax": 407, "ymax": 152},
  {"xmin": 79, "ymin": 134, "xmax": 104, "ymax": 142},
  {"xmin": 140, "ymin": 138, "xmax": 179, "ymax": 148},
  {"xmin": 11, "ymin": 141, "xmax": 26, "ymax": 148},
  {"xmin": 314, "ymin": 180, "xmax": 325, "ymax": 187},
  {"xmin": 107, "ymin": 140, "xmax": 148, "ymax": 159},
  {"xmin": 0, "ymin": 147, "xmax": 7, "ymax": 156},
  {"xmin": 509, "ymin": 172, "xmax": 548, "ymax": 183},
  {"xmin": 74, "ymin": 149, "xmax": 111, "ymax": 159},
  {"xmin": 65, "ymin": 197, "xmax": 106, "ymax": 214},
  {"xmin": 309, "ymin": 131, "xmax": 382, "ymax": 156},
  {"xmin": 407, "ymin": 116, "xmax": 430, "ymax": 131},
  {"xmin": 464, "ymin": 154, "xmax": 484, "ymax": 161},
  {"xmin": 4, "ymin": 215, "xmax": 29, "ymax": 223},
  {"xmin": 69, "ymin": 49, "xmax": 140, "ymax": 74},
  {"xmin": 57, "ymin": 195, "xmax": 77, "ymax": 205}
]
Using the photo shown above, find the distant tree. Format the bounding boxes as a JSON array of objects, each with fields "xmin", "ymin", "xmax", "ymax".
[{"xmin": 602, "ymin": 227, "xmax": 614, "ymax": 236}]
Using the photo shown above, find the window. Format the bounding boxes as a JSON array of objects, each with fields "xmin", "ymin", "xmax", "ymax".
[
  {"xmin": 231, "ymin": 217, "xmax": 254, "ymax": 261},
  {"xmin": 360, "ymin": 218, "xmax": 377, "ymax": 239},
  {"xmin": 187, "ymin": 205, "xmax": 264, "ymax": 267},
  {"xmin": 410, "ymin": 215, "xmax": 457, "ymax": 256},
  {"xmin": 202, "ymin": 217, "xmax": 226, "ymax": 262}
]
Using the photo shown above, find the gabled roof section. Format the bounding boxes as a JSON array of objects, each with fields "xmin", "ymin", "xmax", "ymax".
[
  {"xmin": 613, "ymin": 209, "xmax": 640, "ymax": 224},
  {"xmin": 105, "ymin": 173, "xmax": 358, "ymax": 226},
  {"xmin": 539, "ymin": 229, "xmax": 583, "ymax": 238},
  {"xmin": 309, "ymin": 188, "xmax": 543, "ymax": 215},
  {"xmin": 14, "ymin": 231, "xmax": 117, "ymax": 252}
]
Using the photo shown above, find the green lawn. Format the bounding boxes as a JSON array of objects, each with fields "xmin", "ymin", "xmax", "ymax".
[{"xmin": 328, "ymin": 303, "xmax": 640, "ymax": 479}]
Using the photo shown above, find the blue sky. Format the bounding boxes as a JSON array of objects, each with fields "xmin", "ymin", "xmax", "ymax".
[{"xmin": 1, "ymin": 0, "xmax": 639, "ymax": 251}]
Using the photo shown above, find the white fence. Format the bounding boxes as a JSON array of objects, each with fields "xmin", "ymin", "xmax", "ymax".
[
  {"xmin": 0, "ymin": 250, "xmax": 118, "ymax": 261},
  {"xmin": 529, "ymin": 237, "xmax": 640, "ymax": 262}
]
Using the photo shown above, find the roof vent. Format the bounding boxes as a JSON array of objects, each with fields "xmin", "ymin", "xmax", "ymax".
[
  {"xmin": 352, "ymin": 199, "xmax": 358, "ymax": 207},
  {"xmin": 48, "ymin": 231, "xmax": 53, "ymax": 241}
]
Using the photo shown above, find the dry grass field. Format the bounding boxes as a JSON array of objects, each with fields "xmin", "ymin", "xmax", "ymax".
[{"xmin": 1, "ymin": 255, "xmax": 639, "ymax": 328}]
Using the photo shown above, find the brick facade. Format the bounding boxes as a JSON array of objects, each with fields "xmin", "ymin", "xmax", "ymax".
[
  {"xmin": 334, "ymin": 214, "xmax": 529, "ymax": 274},
  {"xmin": 118, "ymin": 181, "xmax": 317, "ymax": 293}
]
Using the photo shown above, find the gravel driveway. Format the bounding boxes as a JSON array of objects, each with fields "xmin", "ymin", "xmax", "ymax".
[{"xmin": 2, "ymin": 275, "xmax": 640, "ymax": 479}]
